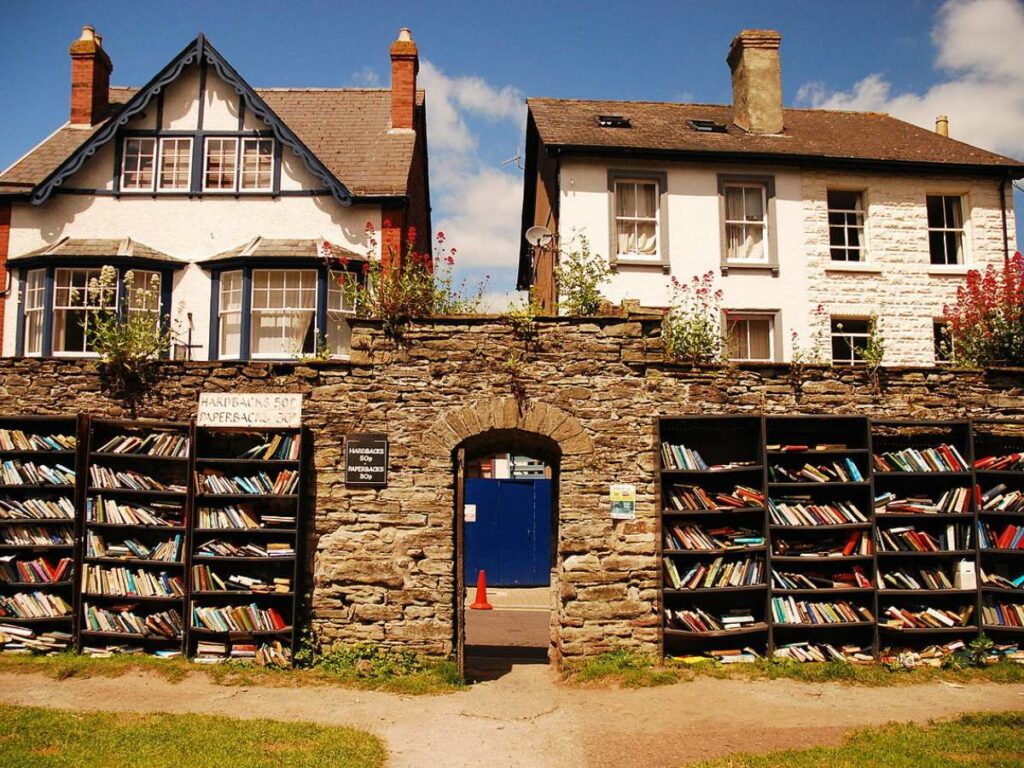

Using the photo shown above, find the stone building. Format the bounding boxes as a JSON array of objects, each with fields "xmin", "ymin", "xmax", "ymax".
[{"xmin": 517, "ymin": 29, "xmax": 1024, "ymax": 366}]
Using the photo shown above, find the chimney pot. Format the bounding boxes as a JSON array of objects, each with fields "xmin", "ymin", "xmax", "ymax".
[
  {"xmin": 935, "ymin": 114, "xmax": 949, "ymax": 137},
  {"xmin": 727, "ymin": 29, "xmax": 784, "ymax": 134},
  {"xmin": 69, "ymin": 25, "xmax": 112, "ymax": 126},
  {"xmin": 79, "ymin": 25, "xmax": 95, "ymax": 42},
  {"xmin": 390, "ymin": 27, "xmax": 419, "ymax": 132}
]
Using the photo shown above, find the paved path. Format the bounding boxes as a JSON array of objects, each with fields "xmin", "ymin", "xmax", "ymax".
[{"xmin": 2, "ymin": 667, "xmax": 1024, "ymax": 767}]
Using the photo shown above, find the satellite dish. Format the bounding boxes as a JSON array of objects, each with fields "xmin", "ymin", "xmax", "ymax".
[{"xmin": 525, "ymin": 226, "xmax": 553, "ymax": 247}]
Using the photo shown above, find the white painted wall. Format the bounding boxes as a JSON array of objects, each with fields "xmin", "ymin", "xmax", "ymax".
[{"xmin": 556, "ymin": 156, "xmax": 1015, "ymax": 365}]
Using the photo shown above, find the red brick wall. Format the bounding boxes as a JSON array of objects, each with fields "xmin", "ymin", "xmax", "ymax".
[
  {"xmin": 381, "ymin": 205, "xmax": 406, "ymax": 272},
  {"xmin": 0, "ymin": 202, "xmax": 10, "ymax": 349},
  {"xmin": 389, "ymin": 40, "xmax": 418, "ymax": 131},
  {"xmin": 69, "ymin": 41, "xmax": 111, "ymax": 125}
]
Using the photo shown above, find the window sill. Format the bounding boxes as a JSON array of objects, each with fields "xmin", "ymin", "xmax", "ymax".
[
  {"xmin": 824, "ymin": 262, "xmax": 883, "ymax": 275},
  {"xmin": 612, "ymin": 257, "xmax": 668, "ymax": 273},
  {"xmin": 927, "ymin": 265, "xmax": 972, "ymax": 277},
  {"xmin": 720, "ymin": 262, "xmax": 779, "ymax": 277}
]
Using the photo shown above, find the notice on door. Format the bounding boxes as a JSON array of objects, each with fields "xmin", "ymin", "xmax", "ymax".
[
  {"xmin": 610, "ymin": 483, "xmax": 636, "ymax": 520},
  {"xmin": 345, "ymin": 434, "xmax": 389, "ymax": 487}
]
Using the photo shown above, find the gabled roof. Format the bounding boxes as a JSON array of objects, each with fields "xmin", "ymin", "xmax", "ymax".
[
  {"xmin": 0, "ymin": 35, "xmax": 425, "ymax": 203},
  {"xmin": 199, "ymin": 236, "xmax": 365, "ymax": 265},
  {"xmin": 527, "ymin": 98, "xmax": 1024, "ymax": 174},
  {"xmin": 10, "ymin": 237, "xmax": 181, "ymax": 266}
]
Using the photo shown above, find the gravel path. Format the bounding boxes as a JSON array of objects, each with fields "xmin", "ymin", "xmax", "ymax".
[{"xmin": 2, "ymin": 666, "xmax": 1023, "ymax": 766}]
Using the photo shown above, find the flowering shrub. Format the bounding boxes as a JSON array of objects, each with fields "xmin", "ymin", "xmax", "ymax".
[
  {"xmin": 943, "ymin": 252, "xmax": 1024, "ymax": 367},
  {"xmin": 323, "ymin": 223, "xmax": 486, "ymax": 337},
  {"xmin": 663, "ymin": 271, "xmax": 725, "ymax": 364},
  {"xmin": 555, "ymin": 233, "xmax": 610, "ymax": 316}
]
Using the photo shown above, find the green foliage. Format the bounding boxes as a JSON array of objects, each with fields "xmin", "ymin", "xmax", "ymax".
[
  {"xmin": 504, "ymin": 290, "xmax": 544, "ymax": 340},
  {"xmin": 0, "ymin": 704, "xmax": 386, "ymax": 768},
  {"xmin": 663, "ymin": 271, "xmax": 725, "ymax": 364},
  {"xmin": 554, "ymin": 232, "xmax": 610, "ymax": 316},
  {"xmin": 944, "ymin": 251, "xmax": 1024, "ymax": 367},
  {"xmin": 568, "ymin": 650, "xmax": 681, "ymax": 687},
  {"xmin": 859, "ymin": 315, "xmax": 886, "ymax": 371}
]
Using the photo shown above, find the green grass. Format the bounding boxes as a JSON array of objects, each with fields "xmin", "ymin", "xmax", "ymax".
[
  {"xmin": 564, "ymin": 650, "xmax": 1024, "ymax": 688},
  {"xmin": 0, "ymin": 704, "xmax": 386, "ymax": 768},
  {"xmin": 692, "ymin": 711, "xmax": 1024, "ymax": 767},
  {"xmin": 0, "ymin": 649, "xmax": 465, "ymax": 696}
]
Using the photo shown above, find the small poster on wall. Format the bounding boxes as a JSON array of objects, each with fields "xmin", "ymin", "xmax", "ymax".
[
  {"xmin": 345, "ymin": 434, "xmax": 389, "ymax": 487},
  {"xmin": 610, "ymin": 484, "xmax": 637, "ymax": 520}
]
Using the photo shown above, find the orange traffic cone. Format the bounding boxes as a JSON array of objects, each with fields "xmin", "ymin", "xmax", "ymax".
[{"xmin": 470, "ymin": 569, "xmax": 493, "ymax": 610}]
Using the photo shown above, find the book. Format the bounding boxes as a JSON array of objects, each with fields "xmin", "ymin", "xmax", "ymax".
[
  {"xmin": 0, "ymin": 429, "xmax": 75, "ymax": 453},
  {"xmin": 95, "ymin": 432, "xmax": 189, "ymax": 458},
  {"xmin": 769, "ymin": 497, "xmax": 867, "ymax": 526},
  {"xmin": 872, "ymin": 444, "xmax": 969, "ymax": 473},
  {"xmin": 771, "ymin": 597, "xmax": 874, "ymax": 624}
]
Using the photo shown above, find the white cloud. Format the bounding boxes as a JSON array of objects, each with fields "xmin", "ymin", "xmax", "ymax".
[
  {"xmin": 796, "ymin": 0, "xmax": 1024, "ymax": 159},
  {"xmin": 349, "ymin": 66, "xmax": 381, "ymax": 87},
  {"xmin": 478, "ymin": 288, "xmax": 526, "ymax": 314},
  {"xmin": 419, "ymin": 60, "xmax": 527, "ymax": 271}
]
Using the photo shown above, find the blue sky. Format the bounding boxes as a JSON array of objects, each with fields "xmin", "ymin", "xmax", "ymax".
[{"xmin": 1, "ymin": 0, "xmax": 1021, "ymax": 304}]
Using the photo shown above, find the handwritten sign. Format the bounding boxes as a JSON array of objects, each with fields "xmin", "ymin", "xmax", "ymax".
[
  {"xmin": 345, "ymin": 434, "xmax": 389, "ymax": 487},
  {"xmin": 197, "ymin": 393, "xmax": 303, "ymax": 429}
]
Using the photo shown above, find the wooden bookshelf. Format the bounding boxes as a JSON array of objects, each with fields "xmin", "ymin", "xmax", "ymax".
[
  {"xmin": 79, "ymin": 418, "xmax": 190, "ymax": 657},
  {"xmin": 0, "ymin": 414, "xmax": 82, "ymax": 654},
  {"xmin": 187, "ymin": 425, "xmax": 306, "ymax": 666}
]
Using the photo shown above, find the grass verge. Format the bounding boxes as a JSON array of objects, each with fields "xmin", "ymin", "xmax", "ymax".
[
  {"xmin": 0, "ymin": 703, "xmax": 386, "ymax": 768},
  {"xmin": 691, "ymin": 711, "xmax": 1024, "ymax": 767},
  {"xmin": 564, "ymin": 649, "xmax": 1024, "ymax": 688}
]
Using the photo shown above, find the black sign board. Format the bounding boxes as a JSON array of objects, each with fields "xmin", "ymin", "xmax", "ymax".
[{"xmin": 345, "ymin": 434, "xmax": 389, "ymax": 487}]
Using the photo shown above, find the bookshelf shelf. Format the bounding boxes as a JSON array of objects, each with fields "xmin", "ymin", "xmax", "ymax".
[
  {"xmin": 773, "ymin": 621, "xmax": 874, "ymax": 629},
  {"xmin": 192, "ymin": 556, "xmax": 296, "ymax": 564},
  {"xmin": 0, "ymin": 580, "xmax": 73, "ymax": 589},
  {"xmin": 192, "ymin": 528, "xmax": 298, "ymax": 536},
  {"xmin": 86, "ymin": 488, "xmax": 187, "ymax": 498},
  {"xmin": 980, "ymin": 624, "xmax": 1024, "ymax": 633},
  {"xmin": 878, "ymin": 625, "xmax": 979, "ymax": 634},
  {"xmin": 0, "ymin": 518, "xmax": 74, "ymax": 526},
  {"xmin": 769, "ymin": 523, "xmax": 872, "ymax": 532},
  {"xmin": 79, "ymin": 629, "xmax": 180, "ymax": 640},
  {"xmin": 189, "ymin": 626, "xmax": 293, "ymax": 637},
  {"xmin": 0, "ymin": 615, "xmax": 73, "ymax": 624},
  {"xmin": 981, "ymin": 586, "xmax": 1024, "ymax": 597},
  {"xmin": 662, "ymin": 507, "xmax": 765, "ymax": 517},
  {"xmin": 663, "ymin": 546, "xmax": 766, "ymax": 556},
  {"xmin": 90, "ymin": 453, "xmax": 189, "ymax": 464},
  {"xmin": 81, "ymin": 593, "xmax": 183, "ymax": 603},
  {"xmin": 880, "ymin": 589, "xmax": 977, "ymax": 597},
  {"xmin": 768, "ymin": 482, "xmax": 871, "ymax": 489},
  {"xmin": 0, "ymin": 544, "xmax": 74, "ymax": 551},
  {"xmin": 664, "ymin": 585, "xmax": 766, "ymax": 596},
  {"xmin": 770, "ymin": 555, "xmax": 874, "ymax": 564},
  {"xmin": 876, "ymin": 550, "xmax": 976, "ymax": 558},
  {"xmin": 83, "ymin": 557, "xmax": 185, "ymax": 567},
  {"xmin": 664, "ymin": 623, "xmax": 768, "ymax": 639},
  {"xmin": 772, "ymin": 588, "xmax": 872, "ymax": 597},
  {"xmin": 191, "ymin": 590, "xmax": 295, "ymax": 598}
]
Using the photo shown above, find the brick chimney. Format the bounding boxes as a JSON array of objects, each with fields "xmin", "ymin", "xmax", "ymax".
[
  {"xmin": 727, "ymin": 29, "xmax": 783, "ymax": 135},
  {"xmin": 935, "ymin": 115, "xmax": 949, "ymax": 137},
  {"xmin": 69, "ymin": 25, "xmax": 112, "ymax": 126},
  {"xmin": 389, "ymin": 27, "xmax": 418, "ymax": 132}
]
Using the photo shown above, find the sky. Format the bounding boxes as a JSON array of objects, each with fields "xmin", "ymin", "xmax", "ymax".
[{"xmin": 1, "ymin": 0, "xmax": 1022, "ymax": 309}]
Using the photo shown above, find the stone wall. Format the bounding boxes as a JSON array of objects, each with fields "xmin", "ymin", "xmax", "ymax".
[{"xmin": 1, "ymin": 315, "xmax": 1023, "ymax": 663}]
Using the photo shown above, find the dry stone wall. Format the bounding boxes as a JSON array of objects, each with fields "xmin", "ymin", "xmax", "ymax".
[{"xmin": 1, "ymin": 315, "xmax": 1023, "ymax": 663}]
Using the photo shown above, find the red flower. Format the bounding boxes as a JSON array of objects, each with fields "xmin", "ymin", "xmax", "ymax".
[
  {"xmin": 450, "ymin": 247, "xmax": 457, "ymax": 255},
  {"xmin": 362, "ymin": 262, "xmax": 371, "ymax": 274},
  {"xmin": 436, "ymin": 231, "xmax": 446, "ymax": 242},
  {"xmin": 382, "ymin": 218, "xmax": 392, "ymax": 229}
]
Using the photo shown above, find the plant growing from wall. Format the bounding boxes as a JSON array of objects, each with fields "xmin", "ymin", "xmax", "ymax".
[
  {"xmin": 85, "ymin": 266, "xmax": 171, "ymax": 399},
  {"xmin": 943, "ymin": 252, "xmax": 1024, "ymax": 367},
  {"xmin": 554, "ymin": 232, "xmax": 610, "ymax": 316},
  {"xmin": 859, "ymin": 314, "xmax": 886, "ymax": 391},
  {"xmin": 662, "ymin": 271, "xmax": 725, "ymax": 364}
]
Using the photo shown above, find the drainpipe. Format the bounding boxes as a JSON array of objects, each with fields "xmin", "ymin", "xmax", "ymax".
[{"xmin": 999, "ymin": 174, "xmax": 1010, "ymax": 261}]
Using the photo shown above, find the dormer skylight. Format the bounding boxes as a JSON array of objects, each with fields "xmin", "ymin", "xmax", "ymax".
[
  {"xmin": 688, "ymin": 118, "xmax": 728, "ymax": 133},
  {"xmin": 596, "ymin": 115, "xmax": 632, "ymax": 128}
]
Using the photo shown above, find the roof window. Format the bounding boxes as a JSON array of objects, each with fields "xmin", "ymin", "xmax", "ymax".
[
  {"xmin": 596, "ymin": 115, "xmax": 632, "ymax": 128},
  {"xmin": 688, "ymin": 118, "xmax": 728, "ymax": 133}
]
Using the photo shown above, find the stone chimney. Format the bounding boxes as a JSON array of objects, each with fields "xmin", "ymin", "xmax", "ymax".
[
  {"xmin": 389, "ymin": 27, "xmax": 419, "ymax": 132},
  {"xmin": 727, "ymin": 29, "xmax": 783, "ymax": 135},
  {"xmin": 935, "ymin": 115, "xmax": 949, "ymax": 137},
  {"xmin": 69, "ymin": 25, "xmax": 112, "ymax": 126}
]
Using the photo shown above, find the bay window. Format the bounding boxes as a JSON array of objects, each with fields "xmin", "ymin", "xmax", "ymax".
[{"xmin": 251, "ymin": 269, "xmax": 318, "ymax": 358}]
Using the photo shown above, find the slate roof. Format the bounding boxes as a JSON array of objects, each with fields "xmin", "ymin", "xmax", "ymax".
[
  {"xmin": 527, "ymin": 99, "xmax": 1024, "ymax": 173},
  {"xmin": 200, "ymin": 237, "xmax": 366, "ymax": 264},
  {"xmin": 0, "ymin": 87, "xmax": 425, "ymax": 198},
  {"xmin": 10, "ymin": 237, "xmax": 180, "ymax": 263}
]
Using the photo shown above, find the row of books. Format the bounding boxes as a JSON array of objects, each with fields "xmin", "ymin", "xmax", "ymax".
[
  {"xmin": 979, "ymin": 485, "xmax": 1024, "ymax": 514},
  {"xmin": 0, "ymin": 496, "xmax": 75, "ymax": 520},
  {"xmin": 665, "ymin": 606, "xmax": 759, "ymax": 633},
  {"xmin": 982, "ymin": 570, "xmax": 1024, "ymax": 590},
  {"xmin": 89, "ymin": 466, "xmax": 185, "ymax": 493},
  {"xmin": 879, "ymin": 567, "xmax": 955, "ymax": 591},
  {"xmin": 82, "ymin": 603, "xmax": 183, "ymax": 637},
  {"xmin": 85, "ymin": 532, "xmax": 182, "ymax": 562},
  {"xmin": 766, "ymin": 443, "xmax": 853, "ymax": 452},
  {"xmin": 773, "ymin": 531, "xmax": 873, "ymax": 557},
  {"xmin": 981, "ymin": 602, "xmax": 1024, "ymax": 627},
  {"xmin": 771, "ymin": 597, "xmax": 875, "ymax": 625},
  {"xmin": 81, "ymin": 564, "xmax": 185, "ymax": 598},
  {"xmin": 874, "ymin": 489, "xmax": 972, "ymax": 516},
  {"xmin": 664, "ymin": 556, "xmax": 764, "ymax": 590},
  {"xmin": 0, "ymin": 461, "xmax": 75, "ymax": 486},
  {"xmin": 95, "ymin": 432, "xmax": 189, "ymax": 458},
  {"xmin": 88, "ymin": 498, "xmax": 183, "ymax": 527},
  {"xmin": 977, "ymin": 522, "xmax": 1024, "ymax": 550},
  {"xmin": 879, "ymin": 640, "xmax": 966, "ymax": 668},
  {"xmin": 768, "ymin": 498, "xmax": 867, "ymax": 526},
  {"xmin": 771, "ymin": 567, "xmax": 871, "ymax": 591},
  {"xmin": 191, "ymin": 565, "xmax": 291, "ymax": 594},
  {"xmin": 663, "ymin": 524, "xmax": 764, "ymax": 551},
  {"xmin": 0, "ymin": 430, "xmax": 75, "ymax": 453},
  {"xmin": 661, "ymin": 444, "xmax": 757, "ymax": 472},
  {"xmin": 881, "ymin": 604, "xmax": 974, "ymax": 629},
  {"xmin": 773, "ymin": 642, "xmax": 873, "ymax": 663},
  {"xmin": 191, "ymin": 603, "xmax": 289, "ymax": 633},
  {"xmin": 1, "ymin": 526, "xmax": 74, "ymax": 546},
  {"xmin": 194, "ymin": 639, "xmax": 292, "ymax": 667},
  {"xmin": 872, "ymin": 444, "xmax": 969, "ymax": 473},
  {"xmin": 876, "ymin": 524, "xmax": 972, "ymax": 553},
  {"xmin": 0, "ymin": 556, "xmax": 72, "ymax": 584},
  {"xmin": 0, "ymin": 590, "xmax": 72, "ymax": 618},
  {"xmin": 196, "ymin": 470, "xmax": 299, "ymax": 496},
  {"xmin": 0, "ymin": 623, "xmax": 72, "ymax": 653},
  {"xmin": 239, "ymin": 434, "xmax": 301, "ymax": 461},
  {"xmin": 768, "ymin": 460, "xmax": 863, "ymax": 484},
  {"xmin": 665, "ymin": 484, "xmax": 765, "ymax": 511},
  {"xmin": 975, "ymin": 453, "xmax": 1024, "ymax": 471},
  {"xmin": 194, "ymin": 539, "xmax": 294, "ymax": 559}
]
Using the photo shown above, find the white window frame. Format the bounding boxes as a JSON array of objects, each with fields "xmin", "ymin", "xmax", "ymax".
[
  {"xmin": 613, "ymin": 178, "xmax": 660, "ymax": 260},
  {"xmin": 827, "ymin": 189, "xmax": 867, "ymax": 262},
  {"xmin": 830, "ymin": 317, "xmax": 870, "ymax": 366},
  {"xmin": 22, "ymin": 269, "xmax": 46, "ymax": 357},
  {"xmin": 926, "ymin": 194, "xmax": 967, "ymax": 266},
  {"xmin": 723, "ymin": 182, "xmax": 769, "ymax": 263},
  {"xmin": 218, "ymin": 270, "xmax": 243, "ymax": 361},
  {"xmin": 239, "ymin": 138, "xmax": 275, "ymax": 191},
  {"xmin": 157, "ymin": 137, "xmax": 193, "ymax": 191},
  {"xmin": 120, "ymin": 137, "xmax": 157, "ymax": 192},
  {"xmin": 725, "ymin": 312, "xmax": 775, "ymax": 362},
  {"xmin": 249, "ymin": 269, "xmax": 318, "ymax": 360},
  {"xmin": 203, "ymin": 137, "xmax": 240, "ymax": 192},
  {"xmin": 326, "ymin": 276, "xmax": 356, "ymax": 358},
  {"xmin": 52, "ymin": 267, "xmax": 116, "ymax": 358}
]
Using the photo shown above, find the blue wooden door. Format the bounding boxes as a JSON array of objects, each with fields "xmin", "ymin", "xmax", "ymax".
[{"xmin": 464, "ymin": 478, "xmax": 551, "ymax": 587}]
